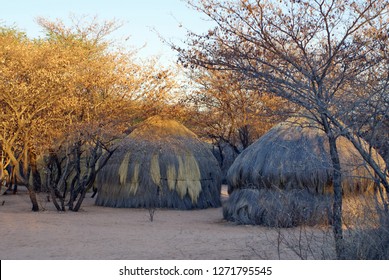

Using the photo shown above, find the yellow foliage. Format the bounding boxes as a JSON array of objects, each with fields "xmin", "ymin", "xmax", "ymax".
[{"xmin": 0, "ymin": 19, "xmax": 181, "ymax": 185}]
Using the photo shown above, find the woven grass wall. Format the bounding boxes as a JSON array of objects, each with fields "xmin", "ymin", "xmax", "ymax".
[{"xmin": 95, "ymin": 116, "xmax": 222, "ymax": 209}]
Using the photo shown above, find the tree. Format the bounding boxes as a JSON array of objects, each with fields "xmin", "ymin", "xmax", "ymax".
[
  {"xmin": 0, "ymin": 16, "xmax": 180, "ymax": 211},
  {"xmin": 0, "ymin": 26, "xmax": 69, "ymax": 210},
  {"xmin": 181, "ymin": 68, "xmax": 293, "ymax": 175},
  {"xmin": 36, "ymin": 16, "xmax": 181, "ymax": 212},
  {"xmin": 176, "ymin": 0, "xmax": 389, "ymax": 259},
  {"xmin": 188, "ymin": 69, "xmax": 290, "ymax": 149}
]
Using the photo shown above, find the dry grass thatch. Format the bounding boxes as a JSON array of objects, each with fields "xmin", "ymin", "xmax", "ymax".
[
  {"xmin": 227, "ymin": 117, "xmax": 386, "ymax": 195},
  {"xmin": 223, "ymin": 188, "xmax": 332, "ymax": 227},
  {"xmin": 95, "ymin": 116, "xmax": 222, "ymax": 209},
  {"xmin": 224, "ymin": 117, "xmax": 386, "ymax": 227}
]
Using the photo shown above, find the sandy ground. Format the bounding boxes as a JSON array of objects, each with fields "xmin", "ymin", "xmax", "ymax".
[{"xmin": 0, "ymin": 187, "xmax": 333, "ymax": 260}]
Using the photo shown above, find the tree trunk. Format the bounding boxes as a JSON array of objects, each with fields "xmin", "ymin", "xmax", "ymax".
[
  {"xmin": 327, "ymin": 135, "xmax": 345, "ymax": 259},
  {"xmin": 73, "ymin": 183, "xmax": 87, "ymax": 212},
  {"xmin": 72, "ymin": 141, "xmax": 115, "ymax": 211},
  {"xmin": 73, "ymin": 159, "xmax": 96, "ymax": 212},
  {"xmin": 46, "ymin": 171, "xmax": 62, "ymax": 211},
  {"xmin": 27, "ymin": 184, "xmax": 39, "ymax": 212},
  {"xmin": 13, "ymin": 161, "xmax": 39, "ymax": 211},
  {"xmin": 30, "ymin": 152, "xmax": 42, "ymax": 192},
  {"xmin": 321, "ymin": 113, "xmax": 345, "ymax": 259},
  {"xmin": 238, "ymin": 125, "xmax": 250, "ymax": 149},
  {"xmin": 67, "ymin": 176, "xmax": 78, "ymax": 211},
  {"xmin": 68, "ymin": 143, "xmax": 81, "ymax": 211}
]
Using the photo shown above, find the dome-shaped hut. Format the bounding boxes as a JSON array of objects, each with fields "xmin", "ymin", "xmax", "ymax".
[
  {"xmin": 95, "ymin": 116, "xmax": 222, "ymax": 209},
  {"xmin": 224, "ymin": 117, "xmax": 386, "ymax": 227}
]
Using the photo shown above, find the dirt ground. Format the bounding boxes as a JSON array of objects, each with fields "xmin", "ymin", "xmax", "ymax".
[{"xmin": 0, "ymin": 187, "xmax": 334, "ymax": 260}]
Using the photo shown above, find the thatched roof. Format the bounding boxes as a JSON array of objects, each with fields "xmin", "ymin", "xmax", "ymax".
[
  {"xmin": 227, "ymin": 117, "xmax": 385, "ymax": 195},
  {"xmin": 95, "ymin": 116, "xmax": 222, "ymax": 209}
]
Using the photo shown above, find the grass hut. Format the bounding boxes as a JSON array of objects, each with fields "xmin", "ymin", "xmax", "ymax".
[
  {"xmin": 95, "ymin": 116, "xmax": 222, "ymax": 209},
  {"xmin": 224, "ymin": 117, "xmax": 386, "ymax": 227}
]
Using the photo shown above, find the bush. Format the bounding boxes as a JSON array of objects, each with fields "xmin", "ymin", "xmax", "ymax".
[
  {"xmin": 342, "ymin": 196, "xmax": 389, "ymax": 259},
  {"xmin": 343, "ymin": 225, "xmax": 389, "ymax": 259}
]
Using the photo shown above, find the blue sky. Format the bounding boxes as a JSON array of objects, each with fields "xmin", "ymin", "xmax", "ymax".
[{"xmin": 0, "ymin": 0, "xmax": 212, "ymax": 65}]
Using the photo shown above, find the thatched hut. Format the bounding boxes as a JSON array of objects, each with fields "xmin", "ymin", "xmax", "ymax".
[
  {"xmin": 95, "ymin": 116, "xmax": 222, "ymax": 209},
  {"xmin": 224, "ymin": 117, "xmax": 386, "ymax": 227}
]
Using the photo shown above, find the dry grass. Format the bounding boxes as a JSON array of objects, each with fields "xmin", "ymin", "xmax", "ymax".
[
  {"xmin": 227, "ymin": 117, "xmax": 385, "ymax": 195},
  {"xmin": 241, "ymin": 190, "xmax": 389, "ymax": 259},
  {"xmin": 341, "ymin": 194, "xmax": 389, "ymax": 259},
  {"xmin": 343, "ymin": 225, "xmax": 389, "ymax": 259},
  {"xmin": 223, "ymin": 188, "xmax": 332, "ymax": 227},
  {"xmin": 95, "ymin": 116, "xmax": 222, "ymax": 209}
]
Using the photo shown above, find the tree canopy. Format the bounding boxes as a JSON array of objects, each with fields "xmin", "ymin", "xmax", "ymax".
[{"xmin": 0, "ymin": 17, "xmax": 181, "ymax": 211}]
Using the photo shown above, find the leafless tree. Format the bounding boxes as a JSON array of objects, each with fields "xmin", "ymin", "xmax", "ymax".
[{"xmin": 175, "ymin": 0, "xmax": 389, "ymax": 259}]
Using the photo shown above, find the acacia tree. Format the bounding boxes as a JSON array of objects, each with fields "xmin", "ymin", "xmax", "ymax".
[
  {"xmin": 176, "ymin": 0, "xmax": 389, "ymax": 259},
  {"xmin": 181, "ymin": 68, "xmax": 292, "ymax": 175},
  {"xmin": 0, "ymin": 27, "xmax": 70, "ymax": 210},
  {"xmin": 0, "ymin": 17, "xmax": 179, "ymax": 211},
  {"xmin": 36, "ymin": 17, "xmax": 180, "ymax": 212},
  {"xmin": 186, "ymin": 69, "xmax": 291, "ymax": 150}
]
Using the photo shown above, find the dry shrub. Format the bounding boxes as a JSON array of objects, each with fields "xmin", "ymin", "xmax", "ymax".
[
  {"xmin": 342, "ymin": 194, "xmax": 389, "ymax": 259},
  {"xmin": 343, "ymin": 225, "xmax": 389, "ymax": 259},
  {"xmin": 229, "ymin": 188, "xmax": 389, "ymax": 259},
  {"xmin": 342, "ymin": 194, "xmax": 384, "ymax": 228},
  {"xmin": 272, "ymin": 193, "xmax": 389, "ymax": 259}
]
